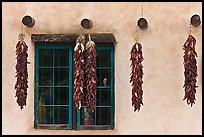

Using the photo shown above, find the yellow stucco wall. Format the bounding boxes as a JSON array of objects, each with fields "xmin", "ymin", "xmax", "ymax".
[{"xmin": 2, "ymin": 2, "xmax": 202, "ymax": 135}]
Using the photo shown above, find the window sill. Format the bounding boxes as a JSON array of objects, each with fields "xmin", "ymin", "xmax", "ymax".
[
  {"xmin": 37, "ymin": 124, "xmax": 71, "ymax": 130},
  {"xmin": 78, "ymin": 125, "xmax": 113, "ymax": 130},
  {"xmin": 35, "ymin": 124, "xmax": 114, "ymax": 130}
]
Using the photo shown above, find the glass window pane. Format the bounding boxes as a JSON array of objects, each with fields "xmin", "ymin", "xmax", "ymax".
[
  {"xmin": 54, "ymin": 68, "xmax": 69, "ymax": 86},
  {"xmin": 96, "ymin": 88, "xmax": 110, "ymax": 106},
  {"xmin": 39, "ymin": 49, "xmax": 53, "ymax": 67},
  {"xmin": 96, "ymin": 69, "xmax": 100, "ymax": 86},
  {"xmin": 39, "ymin": 68, "xmax": 52, "ymax": 86},
  {"xmin": 55, "ymin": 49, "xmax": 69, "ymax": 67},
  {"xmin": 100, "ymin": 50, "xmax": 111, "ymax": 67},
  {"xmin": 96, "ymin": 50, "xmax": 111, "ymax": 67},
  {"xmin": 96, "ymin": 69, "xmax": 110, "ymax": 87},
  {"xmin": 54, "ymin": 87, "xmax": 69, "ymax": 105},
  {"xmin": 80, "ymin": 48, "xmax": 113, "ymax": 127},
  {"xmin": 96, "ymin": 50, "xmax": 101, "ymax": 67},
  {"xmin": 38, "ymin": 106, "xmax": 52, "ymax": 124},
  {"xmin": 96, "ymin": 107, "xmax": 110, "ymax": 125},
  {"xmin": 80, "ymin": 107, "xmax": 95, "ymax": 125},
  {"xmin": 54, "ymin": 106, "xmax": 69, "ymax": 124},
  {"xmin": 36, "ymin": 47, "xmax": 72, "ymax": 128},
  {"xmin": 101, "ymin": 69, "xmax": 111, "ymax": 87},
  {"xmin": 38, "ymin": 87, "xmax": 53, "ymax": 105}
]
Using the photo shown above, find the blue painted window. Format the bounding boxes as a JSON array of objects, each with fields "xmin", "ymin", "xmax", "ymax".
[
  {"xmin": 34, "ymin": 45, "xmax": 114, "ymax": 130},
  {"xmin": 34, "ymin": 45, "xmax": 73, "ymax": 129},
  {"xmin": 77, "ymin": 46, "xmax": 114, "ymax": 130}
]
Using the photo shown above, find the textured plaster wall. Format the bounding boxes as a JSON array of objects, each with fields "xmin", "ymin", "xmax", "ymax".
[{"xmin": 2, "ymin": 2, "xmax": 202, "ymax": 135}]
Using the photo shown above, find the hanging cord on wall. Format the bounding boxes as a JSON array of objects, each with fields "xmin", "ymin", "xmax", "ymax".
[
  {"xmin": 88, "ymin": 34, "xmax": 91, "ymax": 42},
  {"xmin": 189, "ymin": 23, "xmax": 192, "ymax": 35},
  {"xmin": 141, "ymin": 5, "xmax": 144, "ymax": 17},
  {"xmin": 136, "ymin": 5, "xmax": 148, "ymax": 40},
  {"xmin": 134, "ymin": 27, "xmax": 139, "ymax": 42},
  {"xmin": 18, "ymin": 25, "xmax": 25, "ymax": 41}
]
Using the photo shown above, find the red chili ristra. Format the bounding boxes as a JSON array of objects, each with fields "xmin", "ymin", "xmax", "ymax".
[
  {"xmin": 84, "ymin": 37, "xmax": 97, "ymax": 113},
  {"xmin": 73, "ymin": 35, "xmax": 85, "ymax": 109},
  {"xmin": 15, "ymin": 39, "xmax": 30, "ymax": 110},
  {"xmin": 183, "ymin": 34, "xmax": 198, "ymax": 107},
  {"xmin": 130, "ymin": 42, "xmax": 144, "ymax": 112}
]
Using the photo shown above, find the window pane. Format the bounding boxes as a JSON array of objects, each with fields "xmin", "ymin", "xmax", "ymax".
[
  {"xmin": 55, "ymin": 49, "xmax": 69, "ymax": 67},
  {"xmin": 96, "ymin": 50, "xmax": 100, "ymax": 67},
  {"xmin": 38, "ymin": 106, "xmax": 52, "ymax": 124},
  {"xmin": 38, "ymin": 87, "xmax": 53, "ymax": 105},
  {"xmin": 96, "ymin": 69, "xmax": 100, "ymax": 86},
  {"xmin": 96, "ymin": 107, "xmax": 110, "ymax": 125},
  {"xmin": 54, "ymin": 87, "xmax": 69, "ymax": 105},
  {"xmin": 39, "ymin": 49, "xmax": 53, "ymax": 67},
  {"xmin": 36, "ymin": 46, "xmax": 72, "ymax": 129},
  {"xmin": 54, "ymin": 106, "xmax": 69, "ymax": 124},
  {"xmin": 54, "ymin": 68, "xmax": 69, "ymax": 86},
  {"xmin": 80, "ymin": 107, "xmax": 95, "ymax": 125},
  {"xmin": 96, "ymin": 50, "xmax": 111, "ymax": 67},
  {"xmin": 100, "ymin": 50, "xmax": 111, "ymax": 67},
  {"xmin": 96, "ymin": 88, "xmax": 110, "ymax": 106},
  {"xmin": 79, "ymin": 47, "xmax": 114, "ymax": 128},
  {"xmin": 96, "ymin": 69, "xmax": 111, "ymax": 87},
  {"xmin": 101, "ymin": 69, "xmax": 111, "ymax": 87},
  {"xmin": 39, "ymin": 68, "xmax": 52, "ymax": 86}
]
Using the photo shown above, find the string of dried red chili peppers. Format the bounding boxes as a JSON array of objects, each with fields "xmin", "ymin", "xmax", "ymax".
[
  {"xmin": 15, "ymin": 33, "xmax": 30, "ymax": 110},
  {"xmin": 84, "ymin": 34, "xmax": 97, "ymax": 112},
  {"xmin": 130, "ymin": 42, "xmax": 144, "ymax": 112},
  {"xmin": 183, "ymin": 34, "xmax": 198, "ymax": 107},
  {"xmin": 73, "ymin": 35, "xmax": 86, "ymax": 109}
]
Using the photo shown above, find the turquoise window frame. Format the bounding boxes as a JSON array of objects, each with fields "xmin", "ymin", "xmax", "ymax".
[
  {"xmin": 34, "ymin": 45, "xmax": 73, "ymax": 129},
  {"xmin": 77, "ymin": 46, "xmax": 115, "ymax": 130},
  {"xmin": 34, "ymin": 44, "xmax": 114, "ymax": 130}
]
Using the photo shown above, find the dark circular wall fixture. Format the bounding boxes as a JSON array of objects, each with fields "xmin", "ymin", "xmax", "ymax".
[
  {"xmin": 190, "ymin": 14, "xmax": 201, "ymax": 27},
  {"xmin": 137, "ymin": 17, "xmax": 148, "ymax": 30},
  {"xmin": 81, "ymin": 18, "xmax": 92, "ymax": 29},
  {"xmin": 22, "ymin": 15, "xmax": 35, "ymax": 27}
]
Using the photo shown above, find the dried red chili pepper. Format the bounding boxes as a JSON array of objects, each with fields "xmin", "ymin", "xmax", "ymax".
[
  {"xmin": 84, "ymin": 35, "xmax": 97, "ymax": 112},
  {"xmin": 73, "ymin": 35, "xmax": 85, "ymax": 109},
  {"xmin": 183, "ymin": 34, "xmax": 198, "ymax": 107},
  {"xmin": 130, "ymin": 42, "xmax": 144, "ymax": 112},
  {"xmin": 15, "ymin": 34, "xmax": 30, "ymax": 110}
]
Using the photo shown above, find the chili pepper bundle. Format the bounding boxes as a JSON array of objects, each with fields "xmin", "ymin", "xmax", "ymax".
[
  {"xmin": 183, "ymin": 34, "xmax": 198, "ymax": 107},
  {"xmin": 84, "ymin": 35, "xmax": 97, "ymax": 112},
  {"xmin": 130, "ymin": 42, "xmax": 144, "ymax": 112},
  {"xmin": 73, "ymin": 35, "xmax": 85, "ymax": 109},
  {"xmin": 15, "ymin": 34, "xmax": 30, "ymax": 110}
]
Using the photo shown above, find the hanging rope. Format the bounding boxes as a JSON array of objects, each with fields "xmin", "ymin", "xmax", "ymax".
[{"xmin": 141, "ymin": 5, "xmax": 144, "ymax": 17}]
